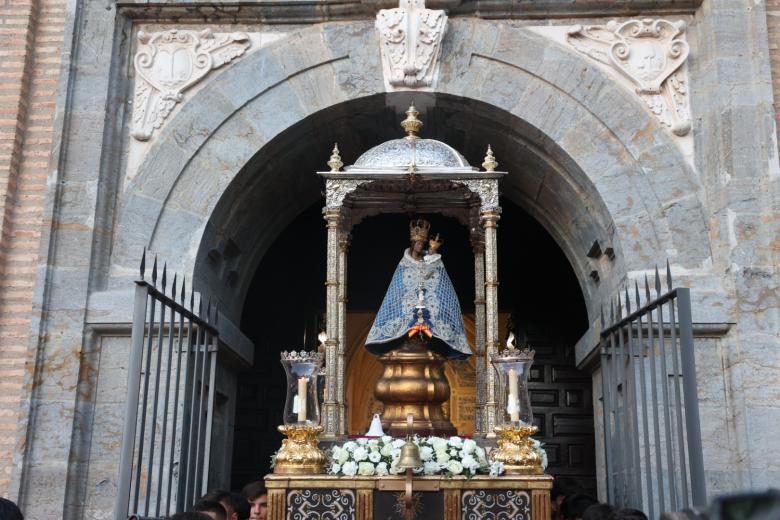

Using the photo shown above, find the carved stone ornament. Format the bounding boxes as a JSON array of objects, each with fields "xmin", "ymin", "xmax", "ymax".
[
  {"xmin": 325, "ymin": 179, "xmax": 369, "ymax": 209},
  {"xmin": 453, "ymin": 179, "xmax": 500, "ymax": 211},
  {"xmin": 131, "ymin": 29, "xmax": 251, "ymax": 141},
  {"xmin": 375, "ymin": 0, "xmax": 448, "ymax": 89},
  {"xmin": 567, "ymin": 19, "xmax": 691, "ymax": 136}
]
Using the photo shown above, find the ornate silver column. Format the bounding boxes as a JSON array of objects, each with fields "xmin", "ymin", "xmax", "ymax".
[
  {"xmin": 322, "ymin": 208, "xmax": 341, "ymax": 438},
  {"xmin": 472, "ymin": 239, "xmax": 487, "ymax": 435},
  {"xmin": 336, "ymin": 232, "xmax": 350, "ymax": 435},
  {"xmin": 482, "ymin": 209, "xmax": 501, "ymax": 435}
]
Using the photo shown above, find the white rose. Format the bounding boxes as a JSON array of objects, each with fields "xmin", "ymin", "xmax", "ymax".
[
  {"xmin": 330, "ymin": 463, "xmax": 341, "ymax": 474},
  {"xmin": 461, "ymin": 454, "xmax": 479, "ymax": 472},
  {"xmin": 358, "ymin": 461, "xmax": 376, "ymax": 475},
  {"xmin": 342, "ymin": 460, "xmax": 358, "ymax": 476},
  {"xmin": 381, "ymin": 435, "xmax": 393, "ymax": 443},
  {"xmin": 462, "ymin": 439, "xmax": 477, "ymax": 454},
  {"xmin": 489, "ymin": 461, "xmax": 504, "ymax": 477},
  {"xmin": 368, "ymin": 451, "xmax": 382, "ymax": 463},
  {"xmin": 449, "ymin": 448, "xmax": 458, "ymax": 457},
  {"xmin": 423, "ymin": 461, "xmax": 440, "ymax": 475},
  {"xmin": 380, "ymin": 444, "xmax": 394, "ymax": 457},
  {"xmin": 376, "ymin": 462, "xmax": 389, "ymax": 476},
  {"xmin": 446, "ymin": 460, "xmax": 463, "ymax": 475},
  {"xmin": 352, "ymin": 446, "xmax": 368, "ymax": 462},
  {"xmin": 391, "ymin": 448, "xmax": 401, "ymax": 459},
  {"xmin": 368, "ymin": 439, "xmax": 380, "ymax": 450},
  {"xmin": 332, "ymin": 447, "xmax": 349, "ymax": 464},
  {"xmin": 435, "ymin": 449, "xmax": 450, "ymax": 463},
  {"xmin": 357, "ymin": 437, "xmax": 368, "ymax": 446},
  {"xmin": 392, "ymin": 439, "xmax": 406, "ymax": 449},
  {"xmin": 448, "ymin": 436, "xmax": 463, "ymax": 448},
  {"xmin": 430, "ymin": 438, "xmax": 448, "ymax": 451},
  {"xmin": 389, "ymin": 460, "xmax": 403, "ymax": 475},
  {"xmin": 419, "ymin": 446, "xmax": 433, "ymax": 461},
  {"xmin": 475, "ymin": 447, "xmax": 487, "ymax": 465},
  {"xmin": 343, "ymin": 441, "xmax": 357, "ymax": 451}
]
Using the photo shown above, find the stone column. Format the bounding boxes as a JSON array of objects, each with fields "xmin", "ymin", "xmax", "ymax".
[
  {"xmin": 323, "ymin": 208, "xmax": 341, "ymax": 437},
  {"xmin": 472, "ymin": 239, "xmax": 487, "ymax": 436},
  {"xmin": 336, "ymin": 232, "xmax": 350, "ymax": 435},
  {"xmin": 481, "ymin": 209, "xmax": 501, "ymax": 435}
]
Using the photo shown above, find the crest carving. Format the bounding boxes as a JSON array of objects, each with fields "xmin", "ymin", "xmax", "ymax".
[
  {"xmin": 375, "ymin": 0, "xmax": 448, "ymax": 89},
  {"xmin": 567, "ymin": 19, "xmax": 691, "ymax": 136},
  {"xmin": 131, "ymin": 29, "xmax": 251, "ymax": 141}
]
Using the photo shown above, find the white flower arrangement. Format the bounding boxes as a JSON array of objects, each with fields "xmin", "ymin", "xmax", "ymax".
[{"xmin": 326, "ymin": 435, "xmax": 545, "ymax": 478}]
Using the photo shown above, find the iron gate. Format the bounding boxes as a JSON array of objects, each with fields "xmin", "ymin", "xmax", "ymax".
[
  {"xmin": 600, "ymin": 263, "xmax": 706, "ymax": 518},
  {"xmin": 114, "ymin": 251, "xmax": 219, "ymax": 520}
]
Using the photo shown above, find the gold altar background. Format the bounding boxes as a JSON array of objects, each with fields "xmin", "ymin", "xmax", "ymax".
[{"xmin": 345, "ymin": 313, "xmax": 509, "ymax": 435}]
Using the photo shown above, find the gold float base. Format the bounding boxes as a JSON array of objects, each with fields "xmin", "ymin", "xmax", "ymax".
[
  {"xmin": 490, "ymin": 424, "xmax": 544, "ymax": 475},
  {"xmin": 374, "ymin": 336, "xmax": 456, "ymax": 437},
  {"xmin": 273, "ymin": 424, "xmax": 326, "ymax": 475}
]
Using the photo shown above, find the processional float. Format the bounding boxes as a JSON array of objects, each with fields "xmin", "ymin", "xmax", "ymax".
[{"xmin": 266, "ymin": 106, "xmax": 552, "ymax": 520}]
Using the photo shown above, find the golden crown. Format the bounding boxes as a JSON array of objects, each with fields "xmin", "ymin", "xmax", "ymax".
[{"xmin": 409, "ymin": 219, "xmax": 431, "ymax": 242}]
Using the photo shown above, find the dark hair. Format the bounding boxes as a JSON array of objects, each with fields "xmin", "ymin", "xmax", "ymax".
[
  {"xmin": 230, "ymin": 492, "xmax": 250, "ymax": 520},
  {"xmin": 169, "ymin": 513, "xmax": 212, "ymax": 520},
  {"xmin": 193, "ymin": 499, "xmax": 227, "ymax": 520},
  {"xmin": 613, "ymin": 508, "xmax": 648, "ymax": 520},
  {"xmin": 562, "ymin": 494, "xmax": 600, "ymax": 520},
  {"xmin": 552, "ymin": 476, "xmax": 582, "ymax": 500},
  {"xmin": 582, "ymin": 503, "xmax": 617, "ymax": 520},
  {"xmin": 201, "ymin": 490, "xmax": 231, "ymax": 504},
  {"xmin": 242, "ymin": 481, "xmax": 267, "ymax": 502},
  {"xmin": 0, "ymin": 498, "xmax": 23, "ymax": 520}
]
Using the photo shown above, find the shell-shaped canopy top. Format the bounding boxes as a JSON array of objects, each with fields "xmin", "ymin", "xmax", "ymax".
[{"xmin": 343, "ymin": 105, "xmax": 478, "ymax": 173}]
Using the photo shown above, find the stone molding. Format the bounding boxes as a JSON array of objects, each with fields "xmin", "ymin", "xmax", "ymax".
[
  {"xmin": 375, "ymin": 0, "xmax": 447, "ymax": 89},
  {"xmin": 131, "ymin": 28, "xmax": 251, "ymax": 141},
  {"xmin": 567, "ymin": 19, "xmax": 691, "ymax": 136}
]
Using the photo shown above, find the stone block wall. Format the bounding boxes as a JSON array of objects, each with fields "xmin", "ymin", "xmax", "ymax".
[
  {"xmin": 0, "ymin": 0, "xmax": 65, "ymax": 495},
  {"xmin": 768, "ymin": 0, "xmax": 780, "ymax": 144}
]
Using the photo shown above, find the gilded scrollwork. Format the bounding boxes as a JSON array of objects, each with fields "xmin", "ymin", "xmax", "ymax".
[
  {"xmin": 566, "ymin": 19, "xmax": 691, "ymax": 136},
  {"xmin": 452, "ymin": 179, "xmax": 500, "ymax": 211},
  {"xmin": 131, "ymin": 29, "xmax": 250, "ymax": 141},
  {"xmin": 325, "ymin": 179, "xmax": 369, "ymax": 209},
  {"xmin": 462, "ymin": 489, "xmax": 531, "ymax": 520}
]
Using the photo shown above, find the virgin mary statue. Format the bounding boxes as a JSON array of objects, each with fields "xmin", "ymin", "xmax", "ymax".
[{"xmin": 365, "ymin": 219, "xmax": 471, "ymax": 360}]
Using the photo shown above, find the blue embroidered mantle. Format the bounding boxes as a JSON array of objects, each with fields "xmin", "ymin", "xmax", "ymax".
[{"xmin": 365, "ymin": 249, "xmax": 471, "ymax": 359}]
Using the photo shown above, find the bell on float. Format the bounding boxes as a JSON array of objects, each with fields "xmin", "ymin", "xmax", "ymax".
[{"xmin": 397, "ymin": 440, "xmax": 422, "ymax": 470}]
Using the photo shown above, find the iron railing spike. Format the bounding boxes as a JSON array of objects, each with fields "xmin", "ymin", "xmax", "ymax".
[
  {"xmin": 161, "ymin": 262, "xmax": 167, "ymax": 291},
  {"xmin": 181, "ymin": 277, "xmax": 186, "ymax": 304},
  {"xmin": 617, "ymin": 295, "xmax": 623, "ymax": 319},
  {"xmin": 625, "ymin": 286, "xmax": 631, "ymax": 314},
  {"xmin": 666, "ymin": 260, "xmax": 673, "ymax": 291},
  {"xmin": 171, "ymin": 274, "xmax": 177, "ymax": 299},
  {"xmin": 190, "ymin": 287, "xmax": 194, "ymax": 310},
  {"xmin": 644, "ymin": 274, "xmax": 651, "ymax": 300},
  {"xmin": 206, "ymin": 297, "xmax": 212, "ymax": 324},
  {"xmin": 140, "ymin": 247, "xmax": 146, "ymax": 280},
  {"xmin": 635, "ymin": 280, "xmax": 641, "ymax": 308},
  {"xmin": 610, "ymin": 299, "xmax": 615, "ymax": 322},
  {"xmin": 198, "ymin": 294, "xmax": 203, "ymax": 318},
  {"xmin": 152, "ymin": 256, "xmax": 158, "ymax": 286},
  {"xmin": 600, "ymin": 305, "xmax": 605, "ymax": 328},
  {"xmin": 214, "ymin": 303, "xmax": 219, "ymax": 326},
  {"xmin": 655, "ymin": 265, "xmax": 662, "ymax": 295}
]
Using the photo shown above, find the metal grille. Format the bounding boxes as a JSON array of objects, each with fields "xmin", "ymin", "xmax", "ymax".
[
  {"xmin": 600, "ymin": 263, "xmax": 706, "ymax": 517},
  {"xmin": 114, "ymin": 251, "xmax": 219, "ymax": 520}
]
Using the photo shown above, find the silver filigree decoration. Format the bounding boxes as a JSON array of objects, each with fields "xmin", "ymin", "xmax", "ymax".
[
  {"xmin": 375, "ymin": 0, "xmax": 448, "ymax": 89},
  {"xmin": 325, "ymin": 179, "xmax": 368, "ymax": 209},
  {"xmin": 131, "ymin": 29, "xmax": 251, "ymax": 141},
  {"xmin": 453, "ymin": 180, "xmax": 500, "ymax": 211},
  {"xmin": 567, "ymin": 19, "xmax": 691, "ymax": 136}
]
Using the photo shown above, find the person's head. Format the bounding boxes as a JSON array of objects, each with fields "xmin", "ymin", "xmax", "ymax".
[
  {"xmin": 0, "ymin": 498, "xmax": 23, "ymax": 520},
  {"xmin": 561, "ymin": 494, "xmax": 599, "ymax": 520},
  {"xmin": 613, "ymin": 508, "xmax": 648, "ymax": 520},
  {"xmin": 202, "ymin": 490, "xmax": 237, "ymax": 520},
  {"xmin": 169, "ymin": 513, "xmax": 211, "ymax": 520},
  {"xmin": 551, "ymin": 477, "xmax": 582, "ymax": 519},
  {"xmin": 242, "ymin": 481, "xmax": 268, "ymax": 520},
  {"xmin": 582, "ymin": 503, "xmax": 617, "ymax": 520},
  {"xmin": 230, "ymin": 491, "xmax": 250, "ymax": 520},
  {"xmin": 192, "ymin": 499, "xmax": 227, "ymax": 520}
]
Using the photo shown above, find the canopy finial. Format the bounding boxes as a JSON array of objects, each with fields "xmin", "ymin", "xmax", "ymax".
[
  {"xmin": 327, "ymin": 143, "xmax": 343, "ymax": 172},
  {"xmin": 482, "ymin": 144, "xmax": 498, "ymax": 171},
  {"xmin": 401, "ymin": 104, "xmax": 423, "ymax": 140}
]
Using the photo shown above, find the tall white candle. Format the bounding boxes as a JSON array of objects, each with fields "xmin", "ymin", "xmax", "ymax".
[
  {"xmin": 507, "ymin": 368, "xmax": 520, "ymax": 422},
  {"xmin": 297, "ymin": 377, "xmax": 309, "ymax": 422}
]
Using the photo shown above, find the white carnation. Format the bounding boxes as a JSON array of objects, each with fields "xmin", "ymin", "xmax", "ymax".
[
  {"xmin": 330, "ymin": 463, "xmax": 341, "ymax": 474},
  {"xmin": 368, "ymin": 451, "xmax": 382, "ymax": 463},
  {"xmin": 449, "ymin": 448, "xmax": 458, "ymax": 457},
  {"xmin": 342, "ymin": 460, "xmax": 358, "ymax": 476},
  {"xmin": 381, "ymin": 435, "xmax": 393, "ymax": 443},
  {"xmin": 446, "ymin": 460, "xmax": 463, "ymax": 475},
  {"xmin": 461, "ymin": 454, "xmax": 479, "ymax": 472},
  {"xmin": 332, "ymin": 446, "xmax": 349, "ymax": 464},
  {"xmin": 419, "ymin": 446, "xmax": 434, "ymax": 461},
  {"xmin": 352, "ymin": 446, "xmax": 368, "ymax": 462},
  {"xmin": 430, "ymin": 437, "xmax": 448, "ymax": 451},
  {"xmin": 343, "ymin": 441, "xmax": 357, "ymax": 451},
  {"xmin": 448, "ymin": 436, "xmax": 463, "ymax": 448},
  {"xmin": 368, "ymin": 439, "xmax": 380, "ymax": 450},
  {"xmin": 489, "ymin": 461, "xmax": 504, "ymax": 477},
  {"xmin": 380, "ymin": 444, "xmax": 394, "ymax": 457},
  {"xmin": 423, "ymin": 461, "xmax": 439, "ymax": 475},
  {"xmin": 357, "ymin": 437, "xmax": 368, "ymax": 446},
  {"xmin": 358, "ymin": 461, "xmax": 376, "ymax": 475},
  {"xmin": 435, "ymin": 449, "xmax": 450, "ymax": 463},
  {"xmin": 462, "ymin": 439, "xmax": 477, "ymax": 454},
  {"xmin": 376, "ymin": 462, "xmax": 389, "ymax": 476}
]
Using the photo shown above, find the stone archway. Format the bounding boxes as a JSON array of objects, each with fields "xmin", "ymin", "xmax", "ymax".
[{"xmin": 108, "ymin": 19, "xmax": 711, "ymax": 339}]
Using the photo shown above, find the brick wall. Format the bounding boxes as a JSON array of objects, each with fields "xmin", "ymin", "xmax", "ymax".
[
  {"xmin": 768, "ymin": 0, "xmax": 780, "ymax": 146},
  {"xmin": 0, "ymin": 0, "xmax": 65, "ymax": 494}
]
